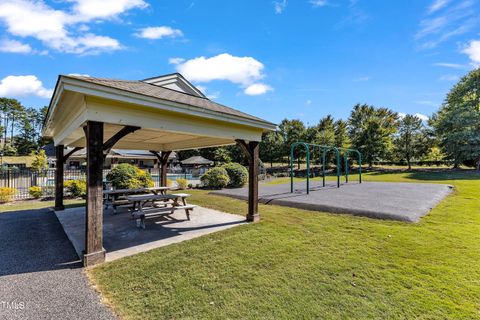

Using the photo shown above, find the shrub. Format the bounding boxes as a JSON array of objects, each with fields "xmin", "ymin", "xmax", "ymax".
[
  {"xmin": 106, "ymin": 163, "xmax": 154, "ymax": 189},
  {"xmin": 176, "ymin": 178, "xmax": 188, "ymax": 190},
  {"xmin": 0, "ymin": 187, "xmax": 17, "ymax": 203},
  {"xmin": 167, "ymin": 178, "xmax": 174, "ymax": 187},
  {"xmin": 29, "ymin": 186, "xmax": 43, "ymax": 199},
  {"xmin": 201, "ymin": 167, "xmax": 230, "ymax": 189},
  {"xmin": 221, "ymin": 162, "xmax": 248, "ymax": 188},
  {"xmin": 65, "ymin": 180, "xmax": 87, "ymax": 198}
]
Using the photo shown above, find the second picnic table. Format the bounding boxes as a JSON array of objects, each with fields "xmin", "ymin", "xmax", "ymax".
[
  {"xmin": 126, "ymin": 193, "xmax": 196, "ymax": 229},
  {"xmin": 103, "ymin": 186, "xmax": 170, "ymax": 214}
]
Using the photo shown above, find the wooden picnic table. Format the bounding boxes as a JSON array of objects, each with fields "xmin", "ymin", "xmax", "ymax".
[
  {"xmin": 127, "ymin": 193, "xmax": 196, "ymax": 229},
  {"xmin": 103, "ymin": 186, "xmax": 170, "ymax": 214}
]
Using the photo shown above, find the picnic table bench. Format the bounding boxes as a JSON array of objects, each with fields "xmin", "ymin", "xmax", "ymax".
[
  {"xmin": 126, "ymin": 193, "xmax": 197, "ymax": 229},
  {"xmin": 103, "ymin": 186, "xmax": 170, "ymax": 214}
]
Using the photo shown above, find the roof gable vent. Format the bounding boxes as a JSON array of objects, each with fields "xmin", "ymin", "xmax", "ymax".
[{"xmin": 142, "ymin": 73, "xmax": 206, "ymax": 98}]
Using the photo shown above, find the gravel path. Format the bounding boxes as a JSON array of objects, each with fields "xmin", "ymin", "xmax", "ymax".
[{"xmin": 0, "ymin": 208, "xmax": 116, "ymax": 320}]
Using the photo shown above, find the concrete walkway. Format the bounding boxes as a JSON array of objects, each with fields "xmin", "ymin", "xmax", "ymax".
[
  {"xmin": 0, "ymin": 208, "xmax": 116, "ymax": 320},
  {"xmin": 56, "ymin": 206, "xmax": 246, "ymax": 262},
  {"xmin": 212, "ymin": 181, "xmax": 453, "ymax": 222}
]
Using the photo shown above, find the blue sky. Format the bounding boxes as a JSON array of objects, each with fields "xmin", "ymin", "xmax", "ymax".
[{"xmin": 0, "ymin": 0, "xmax": 479, "ymax": 126}]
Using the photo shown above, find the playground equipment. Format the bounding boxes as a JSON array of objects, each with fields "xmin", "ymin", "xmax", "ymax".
[{"xmin": 290, "ymin": 142, "xmax": 362, "ymax": 194}]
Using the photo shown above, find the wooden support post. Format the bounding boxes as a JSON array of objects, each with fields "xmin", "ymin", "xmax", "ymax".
[
  {"xmin": 83, "ymin": 121, "xmax": 106, "ymax": 266},
  {"xmin": 54, "ymin": 145, "xmax": 65, "ymax": 211},
  {"xmin": 236, "ymin": 139, "xmax": 260, "ymax": 222},
  {"xmin": 150, "ymin": 151, "xmax": 172, "ymax": 187}
]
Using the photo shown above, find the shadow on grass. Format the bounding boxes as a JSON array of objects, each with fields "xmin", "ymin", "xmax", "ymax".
[{"xmin": 368, "ymin": 169, "xmax": 480, "ymax": 181}]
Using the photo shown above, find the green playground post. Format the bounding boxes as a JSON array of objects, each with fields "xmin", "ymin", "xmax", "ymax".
[
  {"xmin": 337, "ymin": 147, "xmax": 362, "ymax": 184},
  {"xmin": 290, "ymin": 142, "xmax": 311, "ymax": 194},
  {"xmin": 322, "ymin": 149, "xmax": 326, "ymax": 187},
  {"xmin": 335, "ymin": 147, "xmax": 340, "ymax": 188},
  {"xmin": 344, "ymin": 153, "xmax": 349, "ymax": 183},
  {"xmin": 290, "ymin": 143, "xmax": 358, "ymax": 192},
  {"xmin": 358, "ymin": 151, "xmax": 362, "ymax": 183},
  {"xmin": 306, "ymin": 146, "xmax": 310, "ymax": 194}
]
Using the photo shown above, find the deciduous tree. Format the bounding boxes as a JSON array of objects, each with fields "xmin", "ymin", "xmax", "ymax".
[
  {"xmin": 394, "ymin": 114, "xmax": 428, "ymax": 169},
  {"xmin": 348, "ymin": 103, "xmax": 398, "ymax": 167},
  {"xmin": 433, "ymin": 68, "xmax": 480, "ymax": 170}
]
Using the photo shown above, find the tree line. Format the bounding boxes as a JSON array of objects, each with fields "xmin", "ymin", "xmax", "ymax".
[
  {"xmin": 259, "ymin": 105, "xmax": 432, "ymax": 170},
  {"xmin": 0, "ymin": 98, "xmax": 48, "ymax": 156},
  {"xmin": 258, "ymin": 68, "xmax": 480, "ymax": 170},
  {"xmin": 186, "ymin": 68, "xmax": 480, "ymax": 171},
  {"xmin": 1, "ymin": 68, "xmax": 479, "ymax": 171}
]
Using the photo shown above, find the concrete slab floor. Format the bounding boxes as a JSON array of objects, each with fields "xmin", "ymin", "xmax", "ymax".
[
  {"xmin": 55, "ymin": 206, "xmax": 246, "ymax": 262},
  {"xmin": 212, "ymin": 181, "xmax": 453, "ymax": 223}
]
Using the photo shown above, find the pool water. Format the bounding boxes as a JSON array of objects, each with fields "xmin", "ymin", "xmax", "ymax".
[{"xmin": 151, "ymin": 174, "xmax": 196, "ymax": 181}]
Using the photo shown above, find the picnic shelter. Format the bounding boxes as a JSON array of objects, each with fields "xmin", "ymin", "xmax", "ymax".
[{"xmin": 42, "ymin": 73, "xmax": 276, "ymax": 266}]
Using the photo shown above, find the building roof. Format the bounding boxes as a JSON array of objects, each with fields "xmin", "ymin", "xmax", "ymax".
[
  {"xmin": 142, "ymin": 73, "xmax": 206, "ymax": 98},
  {"xmin": 63, "ymin": 75, "xmax": 272, "ymax": 125},
  {"xmin": 43, "ymin": 144, "xmax": 177, "ymax": 160},
  {"xmin": 69, "ymin": 149, "xmax": 177, "ymax": 160},
  {"xmin": 43, "ymin": 73, "xmax": 276, "ymax": 151},
  {"xmin": 180, "ymin": 156, "xmax": 214, "ymax": 165}
]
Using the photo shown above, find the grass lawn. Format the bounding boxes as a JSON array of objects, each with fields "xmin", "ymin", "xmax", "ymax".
[{"xmin": 88, "ymin": 171, "xmax": 476, "ymax": 318}]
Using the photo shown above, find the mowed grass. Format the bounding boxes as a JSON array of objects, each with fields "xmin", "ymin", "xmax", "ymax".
[{"xmin": 89, "ymin": 171, "xmax": 480, "ymax": 319}]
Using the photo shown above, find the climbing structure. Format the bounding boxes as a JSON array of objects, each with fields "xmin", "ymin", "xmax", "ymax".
[{"xmin": 290, "ymin": 142, "xmax": 362, "ymax": 194}]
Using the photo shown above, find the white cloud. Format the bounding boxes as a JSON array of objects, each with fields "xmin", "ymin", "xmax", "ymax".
[
  {"xmin": 414, "ymin": 100, "xmax": 439, "ymax": 107},
  {"xmin": 169, "ymin": 57, "xmax": 185, "ymax": 65},
  {"xmin": 274, "ymin": 0, "xmax": 287, "ymax": 14},
  {"xmin": 0, "ymin": 75, "xmax": 53, "ymax": 98},
  {"xmin": 398, "ymin": 112, "xmax": 429, "ymax": 122},
  {"xmin": 310, "ymin": 0, "xmax": 328, "ymax": 7},
  {"xmin": 68, "ymin": 33, "xmax": 121, "ymax": 54},
  {"xmin": 194, "ymin": 85, "xmax": 219, "ymax": 100},
  {"xmin": 175, "ymin": 53, "xmax": 265, "ymax": 86},
  {"xmin": 135, "ymin": 26, "xmax": 183, "ymax": 40},
  {"xmin": 353, "ymin": 76, "xmax": 371, "ymax": 82},
  {"xmin": 206, "ymin": 92, "xmax": 219, "ymax": 100},
  {"xmin": 0, "ymin": 0, "xmax": 69, "ymax": 43},
  {"xmin": 433, "ymin": 62, "xmax": 468, "ymax": 69},
  {"xmin": 439, "ymin": 74, "xmax": 459, "ymax": 81},
  {"xmin": 462, "ymin": 40, "xmax": 480, "ymax": 66},
  {"xmin": 68, "ymin": 73, "xmax": 90, "ymax": 77},
  {"xmin": 415, "ymin": 113, "xmax": 429, "ymax": 121},
  {"xmin": 70, "ymin": 0, "xmax": 148, "ymax": 21},
  {"xmin": 244, "ymin": 83, "xmax": 272, "ymax": 96},
  {"xmin": 0, "ymin": 0, "xmax": 146, "ymax": 55},
  {"xmin": 174, "ymin": 53, "xmax": 272, "ymax": 96},
  {"xmin": 416, "ymin": 0, "xmax": 477, "ymax": 49},
  {"xmin": 0, "ymin": 39, "xmax": 32, "ymax": 53},
  {"xmin": 428, "ymin": 0, "xmax": 450, "ymax": 14}
]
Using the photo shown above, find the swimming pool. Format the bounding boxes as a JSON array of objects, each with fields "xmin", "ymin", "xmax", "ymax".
[{"xmin": 151, "ymin": 174, "xmax": 196, "ymax": 181}]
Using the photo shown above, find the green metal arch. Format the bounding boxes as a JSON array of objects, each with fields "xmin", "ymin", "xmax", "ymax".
[
  {"xmin": 290, "ymin": 142, "xmax": 311, "ymax": 194},
  {"xmin": 290, "ymin": 142, "xmax": 343, "ymax": 193},
  {"xmin": 336, "ymin": 147, "xmax": 362, "ymax": 184},
  {"xmin": 290, "ymin": 142, "xmax": 362, "ymax": 194}
]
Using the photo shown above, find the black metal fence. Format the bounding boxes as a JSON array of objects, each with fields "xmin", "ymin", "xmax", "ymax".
[{"xmin": 0, "ymin": 168, "xmax": 175, "ymax": 200}]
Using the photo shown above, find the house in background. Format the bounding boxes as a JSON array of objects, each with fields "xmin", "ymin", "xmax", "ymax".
[
  {"xmin": 180, "ymin": 156, "xmax": 214, "ymax": 177},
  {"xmin": 43, "ymin": 144, "xmax": 178, "ymax": 169}
]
